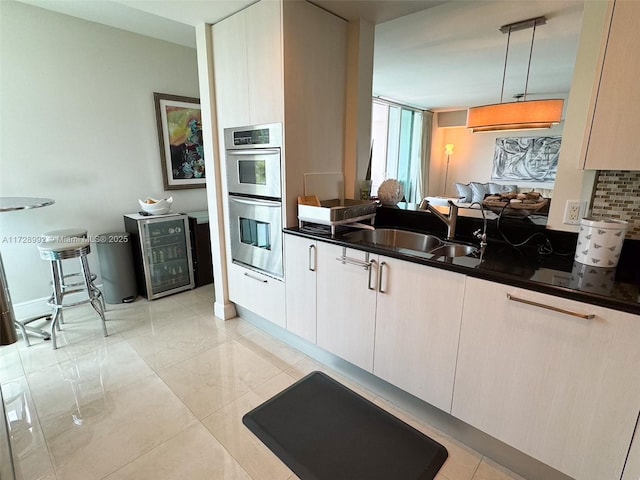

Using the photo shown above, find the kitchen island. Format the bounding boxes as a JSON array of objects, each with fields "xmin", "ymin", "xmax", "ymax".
[
  {"xmin": 285, "ymin": 203, "xmax": 639, "ymax": 316},
  {"xmin": 275, "ymin": 203, "xmax": 640, "ymax": 480}
]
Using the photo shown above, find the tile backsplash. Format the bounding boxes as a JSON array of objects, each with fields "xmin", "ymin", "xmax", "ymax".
[{"xmin": 591, "ymin": 171, "xmax": 640, "ymax": 239}]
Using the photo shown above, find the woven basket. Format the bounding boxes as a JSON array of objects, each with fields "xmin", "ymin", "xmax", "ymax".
[{"xmin": 482, "ymin": 198, "xmax": 548, "ymax": 217}]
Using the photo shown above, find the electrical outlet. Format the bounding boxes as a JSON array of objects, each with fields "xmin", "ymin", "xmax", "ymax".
[{"xmin": 564, "ymin": 200, "xmax": 587, "ymax": 225}]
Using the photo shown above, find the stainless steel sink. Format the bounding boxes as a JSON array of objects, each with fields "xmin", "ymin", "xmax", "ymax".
[
  {"xmin": 344, "ymin": 228, "xmax": 442, "ymax": 253},
  {"xmin": 428, "ymin": 244, "xmax": 478, "ymax": 258},
  {"xmin": 344, "ymin": 228, "xmax": 479, "ymax": 259}
]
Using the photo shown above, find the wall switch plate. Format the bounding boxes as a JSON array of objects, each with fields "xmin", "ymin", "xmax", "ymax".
[{"xmin": 563, "ymin": 200, "xmax": 587, "ymax": 225}]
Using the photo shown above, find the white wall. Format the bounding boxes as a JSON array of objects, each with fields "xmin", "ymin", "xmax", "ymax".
[
  {"xmin": 0, "ymin": 1, "xmax": 206, "ymax": 307},
  {"xmin": 429, "ymin": 120, "xmax": 563, "ymax": 197}
]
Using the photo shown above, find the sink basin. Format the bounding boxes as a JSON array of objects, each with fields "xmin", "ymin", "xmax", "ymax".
[
  {"xmin": 344, "ymin": 228, "xmax": 442, "ymax": 253},
  {"xmin": 428, "ymin": 244, "xmax": 479, "ymax": 258}
]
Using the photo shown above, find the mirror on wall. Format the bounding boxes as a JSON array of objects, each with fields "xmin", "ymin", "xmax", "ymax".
[{"xmin": 371, "ymin": 0, "xmax": 585, "ymax": 218}]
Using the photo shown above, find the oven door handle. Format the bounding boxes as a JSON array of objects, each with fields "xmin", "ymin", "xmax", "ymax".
[
  {"xmin": 226, "ymin": 149, "xmax": 281, "ymax": 156},
  {"xmin": 228, "ymin": 197, "xmax": 281, "ymax": 207}
]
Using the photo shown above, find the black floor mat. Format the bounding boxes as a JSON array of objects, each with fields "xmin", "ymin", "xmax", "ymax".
[{"xmin": 242, "ymin": 371, "xmax": 448, "ymax": 480}]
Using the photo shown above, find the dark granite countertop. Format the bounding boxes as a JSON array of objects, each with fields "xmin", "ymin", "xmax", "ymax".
[{"xmin": 285, "ymin": 204, "xmax": 640, "ymax": 316}]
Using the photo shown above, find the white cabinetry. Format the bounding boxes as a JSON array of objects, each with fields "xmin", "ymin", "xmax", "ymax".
[
  {"xmin": 212, "ymin": 0, "xmax": 283, "ymax": 129},
  {"xmin": 227, "ymin": 263, "xmax": 285, "ymax": 328},
  {"xmin": 213, "ymin": 0, "xmax": 347, "ymax": 227},
  {"xmin": 316, "ymin": 242, "xmax": 377, "ymax": 371},
  {"xmin": 373, "ymin": 257, "xmax": 465, "ymax": 412},
  {"xmin": 245, "ymin": 0, "xmax": 284, "ymax": 127},
  {"xmin": 623, "ymin": 416, "xmax": 640, "ymax": 480},
  {"xmin": 583, "ymin": 0, "xmax": 640, "ymax": 170},
  {"xmin": 314, "ymin": 241, "xmax": 466, "ymax": 410},
  {"xmin": 284, "ymin": 234, "xmax": 317, "ymax": 343},
  {"xmin": 213, "ymin": 0, "xmax": 347, "ymax": 324},
  {"xmin": 452, "ymin": 277, "xmax": 640, "ymax": 480}
]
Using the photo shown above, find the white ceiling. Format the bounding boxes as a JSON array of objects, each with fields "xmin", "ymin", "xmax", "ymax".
[
  {"xmin": 16, "ymin": 0, "xmax": 584, "ymax": 111},
  {"xmin": 373, "ymin": 1, "xmax": 584, "ymax": 110}
]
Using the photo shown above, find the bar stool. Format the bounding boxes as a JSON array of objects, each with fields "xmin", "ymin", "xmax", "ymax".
[
  {"xmin": 41, "ymin": 229, "xmax": 105, "ymax": 314},
  {"xmin": 38, "ymin": 239, "xmax": 107, "ymax": 349}
]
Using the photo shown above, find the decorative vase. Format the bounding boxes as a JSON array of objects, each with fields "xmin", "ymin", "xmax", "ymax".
[{"xmin": 377, "ymin": 179, "xmax": 404, "ymax": 206}]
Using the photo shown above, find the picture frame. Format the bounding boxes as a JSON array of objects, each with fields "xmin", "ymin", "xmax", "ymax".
[
  {"xmin": 491, "ymin": 136, "xmax": 561, "ymax": 183},
  {"xmin": 153, "ymin": 92, "xmax": 205, "ymax": 190}
]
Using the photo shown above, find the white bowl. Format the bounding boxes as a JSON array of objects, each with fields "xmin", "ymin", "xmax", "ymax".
[{"xmin": 138, "ymin": 197, "xmax": 173, "ymax": 215}]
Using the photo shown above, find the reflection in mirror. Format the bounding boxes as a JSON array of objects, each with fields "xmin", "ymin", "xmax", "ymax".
[{"xmin": 371, "ymin": 0, "xmax": 585, "ymax": 225}]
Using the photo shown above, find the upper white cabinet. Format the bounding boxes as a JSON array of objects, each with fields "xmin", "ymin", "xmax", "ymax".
[
  {"xmin": 583, "ymin": 0, "xmax": 640, "ymax": 170},
  {"xmin": 212, "ymin": 9, "xmax": 251, "ymax": 129},
  {"xmin": 212, "ymin": 0, "xmax": 283, "ymax": 128},
  {"xmin": 284, "ymin": 234, "xmax": 317, "ymax": 343},
  {"xmin": 373, "ymin": 256, "xmax": 465, "ymax": 413},
  {"xmin": 213, "ymin": 0, "xmax": 347, "ymax": 227},
  {"xmin": 245, "ymin": 0, "xmax": 284, "ymax": 127},
  {"xmin": 453, "ymin": 277, "xmax": 640, "ymax": 480}
]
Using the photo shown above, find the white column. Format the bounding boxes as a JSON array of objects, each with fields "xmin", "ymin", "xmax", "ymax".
[
  {"xmin": 195, "ymin": 23, "xmax": 236, "ymax": 320},
  {"xmin": 343, "ymin": 19, "xmax": 374, "ymax": 199},
  {"xmin": 546, "ymin": 1, "xmax": 609, "ymax": 231}
]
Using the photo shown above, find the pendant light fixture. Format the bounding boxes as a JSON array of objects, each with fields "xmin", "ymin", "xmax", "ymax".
[{"xmin": 466, "ymin": 16, "xmax": 564, "ymax": 133}]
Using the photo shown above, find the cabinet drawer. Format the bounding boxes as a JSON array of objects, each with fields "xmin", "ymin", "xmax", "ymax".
[
  {"xmin": 453, "ymin": 277, "xmax": 640, "ymax": 480},
  {"xmin": 228, "ymin": 263, "xmax": 285, "ymax": 327}
]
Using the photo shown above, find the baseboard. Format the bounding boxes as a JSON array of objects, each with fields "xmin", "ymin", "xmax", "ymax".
[
  {"xmin": 12, "ymin": 282, "xmax": 106, "ymax": 319},
  {"xmin": 12, "ymin": 296, "xmax": 50, "ymax": 320},
  {"xmin": 215, "ymin": 301, "xmax": 237, "ymax": 320}
]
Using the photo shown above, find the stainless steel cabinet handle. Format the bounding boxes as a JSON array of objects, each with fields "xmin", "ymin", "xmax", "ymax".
[
  {"xmin": 229, "ymin": 196, "xmax": 281, "ymax": 207},
  {"xmin": 227, "ymin": 149, "xmax": 281, "ymax": 156},
  {"xmin": 367, "ymin": 259, "xmax": 378, "ymax": 290},
  {"xmin": 506, "ymin": 293, "xmax": 595, "ymax": 320},
  {"xmin": 244, "ymin": 272, "xmax": 267, "ymax": 283},
  {"xmin": 378, "ymin": 261, "xmax": 387, "ymax": 293},
  {"xmin": 336, "ymin": 256, "xmax": 370, "ymax": 269},
  {"xmin": 308, "ymin": 244, "xmax": 316, "ymax": 272},
  {"xmin": 336, "ymin": 248, "xmax": 370, "ymax": 270}
]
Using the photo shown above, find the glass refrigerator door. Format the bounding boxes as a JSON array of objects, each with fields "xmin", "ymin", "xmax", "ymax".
[{"xmin": 142, "ymin": 218, "xmax": 192, "ymax": 296}]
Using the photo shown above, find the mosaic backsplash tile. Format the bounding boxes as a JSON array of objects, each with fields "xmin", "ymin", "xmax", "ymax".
[{"xmin": 591, "ymin": 171, "xmax": 640, "ymax": 239}]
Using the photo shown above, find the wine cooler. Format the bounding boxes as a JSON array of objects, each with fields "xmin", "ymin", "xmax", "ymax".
[{"xmin": 124, "ymin": 213, "xmax": 194, "ymax": 299}]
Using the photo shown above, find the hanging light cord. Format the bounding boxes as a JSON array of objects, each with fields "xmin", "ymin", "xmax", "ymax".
[
  {"xmin": 523, "ymin": 21, "xmax": 538, "ymax": 101},
  {"xmin": 499, "ymin": 18, "xmax": 540, "ymax": 104},
  {"xmin": 499, "ymin": 27, "xmax": 511, "ymax": 103}
]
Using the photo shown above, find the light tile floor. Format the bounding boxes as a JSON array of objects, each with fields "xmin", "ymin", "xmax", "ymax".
[{"xmin": 1, "ymin": 285, "xmax": 525, "ymax": 480}]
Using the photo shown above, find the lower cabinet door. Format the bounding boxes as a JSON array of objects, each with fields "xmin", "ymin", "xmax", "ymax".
[
  {"xmin": 622, "ymin": 413, "xmax": 640, "ymax": 480},
  {"xmin": 284, "ymin": 234, "xmax": 317, "ymax": 343},
  {"xmin": 373, "ymin": 256, "xmax": 465, "ymax": 413},
  {"xmin": 316, "ymin": 243, "xmax": 377, "ymax": 372},
  {"xmin": 452, "ymin": 277, "xmax": 640, "ymax": 480}
]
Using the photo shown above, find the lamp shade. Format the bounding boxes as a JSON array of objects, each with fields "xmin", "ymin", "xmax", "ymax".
[
  {"xmin": 467, "ymin": 99, "xmax": 563, "ymax": 133},
  {"xmin": 444, "ymin": 144, "xmax": 454, "ymax": 155}
]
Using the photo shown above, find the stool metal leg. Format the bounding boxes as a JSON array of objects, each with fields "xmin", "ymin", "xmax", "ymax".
[
  {"xmin": 55, "ymin": 259, "xmax": 65, "ymax": 325},
  {"xmin": 49, "ymin": 260, "xmax": 64, "ymax": 350},
  {"xmin": 14, "ymin": 319, "xmax": 30, "ymax": 347},
  {"xmin": 40, "ymin": 239, "xmax": 107, "ymax": 350},
  {"xmin": 81, "ymin": 256, "xmax": 107, "ymax": 338}
]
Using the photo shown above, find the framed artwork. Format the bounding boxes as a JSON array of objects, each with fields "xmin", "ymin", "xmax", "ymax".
[
  {"xmin": 492, "ymin": 136, "xmax": 561, "ymax": 183},
  {"xmin": 154, "ymin": 92, "xmax": 205, "ymax": 190}
]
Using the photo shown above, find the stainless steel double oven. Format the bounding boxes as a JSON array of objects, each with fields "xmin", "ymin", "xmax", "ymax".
[{"xmin": 225, "ymin": 123, "xmax": 283, "ymax": 278}]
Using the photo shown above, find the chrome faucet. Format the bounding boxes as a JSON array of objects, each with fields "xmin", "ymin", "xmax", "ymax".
[
  {"xmin": 418, "ymin": 199, "xmax": 458, "ymax": 240},
  {"xmin": 468, "ymin": 201, "xmax": 488, "ymax": 248}
]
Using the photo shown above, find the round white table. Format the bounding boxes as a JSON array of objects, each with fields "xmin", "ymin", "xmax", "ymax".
[{"xmin": 1, "ymin": 197, "xmax": 55, "ymax": 345}]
